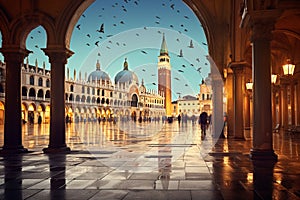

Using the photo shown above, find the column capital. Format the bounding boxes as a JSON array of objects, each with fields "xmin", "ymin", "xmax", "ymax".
[
  {"xmin": 42, "ymin": 46, "xmax": 74, "ymax": 65},
  {"xmin": 0, "ymin": 46, "xmax": 30, "ymax": 62},
  {"xmin": 229, "ymin": 61, "xmax": 251, "ymax": 74}
]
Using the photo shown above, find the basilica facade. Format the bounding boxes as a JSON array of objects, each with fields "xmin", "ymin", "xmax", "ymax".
[{"xmin": 0, "ymin": 57, "xmax": 166, "ymax": 125}]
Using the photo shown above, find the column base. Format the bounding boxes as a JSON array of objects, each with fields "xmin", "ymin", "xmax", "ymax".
[
  {"xmin": 0, "ymin": 145, "xmax": 28, "ymax": 154},
  {"xmin": 250, "ymin": 149, "xmax": 278, "ymax": 162},
  {"xmin": 43, "ymin": 146, "xmax": 71, "ymax": 154}
]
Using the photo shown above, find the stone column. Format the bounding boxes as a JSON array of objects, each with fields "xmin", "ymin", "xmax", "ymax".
[
  {"xmin": 271, "ymin": 87, "xmax": 277, "ymax": 128},
  {"xmin": 280, "ymin": 82, "xmax": 288, "ymax": 129},
  {"xmin": 225, "ymin": 72, "xmax": 234, "ymax": 138},
  {"xmin": 249, "ymin": 13, "xmax": 278, "ymax": 161},
  {"xmin": 43, "ymin": 48, "xmax": 73, "ymax": 153},
  {"xmin": 230, "ymin": 62, "xmax": 248, "ymax": 140},
  {"xmin": 0, "ymin": 48, "xmax": 29, "ymax": 153},
  {"xmin": 290, "ymin": 82, "xmax": 295, "ymax": 125},
  {"xmin": 211, "ymin": 76, "xmax": 224, "ymax": 138}
]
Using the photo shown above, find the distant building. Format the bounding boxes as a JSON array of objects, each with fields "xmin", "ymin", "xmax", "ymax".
[
  {"xmin": 0, "ymin": 57, "xmax": 165, "ymax": 124},
  {"xmin": 172, "ymin": 78, "xmax": 212, "ymax": 120}
]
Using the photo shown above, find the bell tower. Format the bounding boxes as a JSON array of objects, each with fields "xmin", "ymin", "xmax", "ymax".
[{"xmin": 158, "ymin": 33, "xmax": 172, "ymax": 117}]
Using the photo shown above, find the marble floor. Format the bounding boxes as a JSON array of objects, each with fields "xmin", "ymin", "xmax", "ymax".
[{"xmin": 0, "ymin": 121, "xmax": 299, "ymax": 200}]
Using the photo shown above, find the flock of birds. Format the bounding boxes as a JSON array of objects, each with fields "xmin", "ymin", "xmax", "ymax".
[{"xmin": 28, "ymin": 0, "xmax": 209, "ymax": 95}]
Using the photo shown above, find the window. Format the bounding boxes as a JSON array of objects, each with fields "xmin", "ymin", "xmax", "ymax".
[
  {"xmin": 102, "ymin": 89, "xmax": 105, "ymax": 96},
  {"xmin": 46, "ymin": 79, "xmax": 50, "ymax": 87},
  {"xmin": 110, "ymin": 91, "xmax": 113, "ymax": 97},
  {"xmin": 30, "ymin": 75, "xmax": 34, "ymax": 85},
  {"xmin": 202, "ymin": 94, "xmax": 205, "ymax": 100},
  {"xmin": 38, "ymin": 77, "xmax": 43, "ymax": 86},
  {"xmin": 70, "ymin": 85, "xmax": 74, "ymax": 92},
  {"xmin": 87, "ymin": 87, "xmax": 90, "ymax": 94},
  {"xmin": 82, "ymin": 86, "xmax": 85, "ymax": 93}
]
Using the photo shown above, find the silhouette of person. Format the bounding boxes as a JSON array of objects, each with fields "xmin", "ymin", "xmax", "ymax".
[
  {"xmin": 177, "ymin": 114, "xmax": 181, "ymax": 124},
  {"xmin": 199, "ymin": 112, "xmax": 208, "ymax": 135}
]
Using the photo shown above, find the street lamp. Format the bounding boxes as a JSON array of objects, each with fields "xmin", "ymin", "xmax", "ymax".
[{"xmin": 282, "ymin": 59, "xmax": 295, "ymax": 76}]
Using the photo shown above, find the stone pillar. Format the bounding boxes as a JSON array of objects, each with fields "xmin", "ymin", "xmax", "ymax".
[
  {"xmin": 225, "ymin": 72, "xmax": 234, "ymax": 138},
  {"xmin": 211, "ymin": 76, "xmax": 224, "ymax": 138},
  {"xmin": 230, "ymin": 62, "xmax": 248, "ymax": 140},
  {"xmin": 271, "ymin": 87, "xmax": 277, "ymax": 128},
  {"xmin": 43, "ymin": 48, "xmax": 73, "ymax": 153},
  {"xmin": 280, "ymin": 82, "xmax": 288, "ymax": 129},
  {"xmin": 296, "ymin": 82, "xmax": 300, "ymax": 125},
  {"xmin": 249, "ymin": 13, "xmax": 278, "ymax": 161},
  {"xmin": 290, "ymin": 82, "xmax": 295, "ymax": 125},
  {"xmin": 0, "ymin": 48, "xmax": 29, "ymax": 153}
]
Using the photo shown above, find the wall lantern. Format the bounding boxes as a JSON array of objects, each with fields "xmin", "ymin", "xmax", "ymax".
[
  {"xmin": 246, "ymin": 82, "xmax": 253, "ymax": 90},
  {"xmin": 271, "ymin": 74, "xmax": 277, "ymax": 84},
  {"xmin": 282, "ymin": 59, "xmax": 295, "ymax": 76}
]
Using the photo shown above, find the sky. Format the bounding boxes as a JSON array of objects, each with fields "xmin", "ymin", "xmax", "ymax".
[{"xmin": 0, "ymin": 0, "xmax": 210, "ymax": 100}]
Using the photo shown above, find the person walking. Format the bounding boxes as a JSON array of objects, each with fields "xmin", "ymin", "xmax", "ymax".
[
  {"xmin": 199, "ymin": 111, "xmax": 208, "ymax": 135},
  {"xmin": 177, "ymin": 114, "xmax": 181, "ymax": 124}
]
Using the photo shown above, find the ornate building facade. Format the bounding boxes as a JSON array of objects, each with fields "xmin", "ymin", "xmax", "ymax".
[{"xmin": 0, "ymin": 58, "xmax": 165, "ymax": 125}]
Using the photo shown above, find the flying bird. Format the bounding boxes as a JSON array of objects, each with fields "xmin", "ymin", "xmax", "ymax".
[
  {"xmin": 76, "ymin": 24, "xmax": 81, "ymax": 30},
  {"xmin": 141, "ymin": 50, "xmax": 147, "ymax": 54},
  {"xmin": 202, "ymin": 42, "xmax": 207, "ymax": 46},
  {"xmin": 86, "ymin": 34, "xmax": 91, "ymax": 38},
  {"xmin": 184, "ymin": 15, "xmax": 189, "ymax": 19},
  {"xmin": 178, "ymin": 69, "xmax": 184, "ymax": 73},
  {"xmin": 188, "ymin": 40, "xmax": 194, "ymax": 48},
  {"xmin": 95, "ymin": 41, "xmax": 99, "ymax": 46},
  {"xmin": 174, "ymin": 77, "xmax": 180, "ymax": 81},
  {"xmin": 170, "ymin": 4, "xmax": 175, "ymax": 9},
  {"xmin": 30, "ymin": 36, "xmax": 34, "ymax": 39},
  {"xmin": 120, "ymin": 21, "xmax": 125, "ymax": 24},
  {"xmin": 35, "ymin": 45, "xmax": 39, "ymax": 48},
  {"xmin": 152, "ymin": 83, "xmax": 156, "ymax": 85},
  {"xmin": 156, "ymin": 16, "xmax": 160, "ymax": 19},
  {"xmin": 97, "ymin": 52, "xmax": 101, "ymax": 56},
  {"xmin": 82, "ymin": 14, "xmax": 86, "ymax": 18},
  {"xmin": 86, "ymin": 43, "xmax": 90, "ymax": 46},
  {"xmin": 182, "ymin": 64, "xmax": 186, "ymax": 68},
  {"xmin": 142, "ymin": 69, "xmax": 146, "ymax": 72},
  {"xmin": 97, "ymin": 23, "xmax": 104, "ymax": 33},
  {"xmin": 196, "ymin": 58, "xmax": 200, "ymax": 62},
  {"xmin": 170, "ymin": 25, "xmax": 174, "ymax": 28}
]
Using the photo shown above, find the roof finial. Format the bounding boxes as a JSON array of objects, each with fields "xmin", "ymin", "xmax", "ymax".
[
  {"xmin": 96, "ymin": 60, "xmax": 100, "ymax": 70},
  {"xmin": 123, "ymin": 58, "xmax": 128, "ymax": 70}
]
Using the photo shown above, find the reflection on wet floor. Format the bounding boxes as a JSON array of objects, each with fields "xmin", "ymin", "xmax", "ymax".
[{"xmin": 0, "ymin": 121, "xmax": 299, "ymax": 199}]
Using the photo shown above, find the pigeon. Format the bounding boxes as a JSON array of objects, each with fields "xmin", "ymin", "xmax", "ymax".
[
  {"xmin": 170, "ymin": 4, "xmax": 175, "ymax": 10},
  {"xmin": 76, "ymin": 24, "xmax": 81, "ymax": 30},
  {"xmin": 95, "ymin": 41, "xmax": 99, "ymax": 46},
  {"xmin": 97, "ymin": 23, "xmax": 104, "ymax": 33},
  {"xmin": 86, "ymin": 34, "xmax": 91, "ymax": 38}
]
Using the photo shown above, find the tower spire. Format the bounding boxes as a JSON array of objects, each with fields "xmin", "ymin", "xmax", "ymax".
[{"xmin": 160, "ymin": 33, "xmax": 168, "ymax": 56}]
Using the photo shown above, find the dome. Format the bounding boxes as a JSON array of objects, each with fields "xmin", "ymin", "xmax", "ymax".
[
  {"xmin": 88, "ymin": 60, "xmax": 111, "ymax": 82},
  {"xmin": 114, "ymin": 58, "xmax": 139, "ymax": 84}
]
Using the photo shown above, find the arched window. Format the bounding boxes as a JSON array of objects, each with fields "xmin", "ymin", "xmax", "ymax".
[
  {"xmin": 97, "ymin": 89, "xmax": 100, "ymax": 96},
  {"xmin": 110, "ymin": 91, "xmax": 113, "ymax": 97},
  {"xmin": 70, "ymin": 85, "xmax": 74, "ymax": 92},
  {"xmin": 106, "ymin": 98, "xmax": 109, "ymax": 104},
  {"xmin": 87, "ymin": 87, "xmax": 90, "ymax": 94},
  {"xmin": 38, "ymin": 77, "xmax": 43, "ymax": 86},
  {"xmin": 29, "ymin": 88, "xmax": 36, "ymax": 97},
  {"xmin": 30, "ymin": 75, "xmax": 35, "ymax": 85},
  {"xmin": 101, "ymin": 98, "xmax": 105, "ymax": 104},
  {"xmin": 69, "ymin": 94, "xmax": 74, "ymax": 101},
  {"xmin": 22, "ymin": 87, "xmax": 27, "ymax": 97},
  {"xmin": 82, "ymin": 86, "xmax": 85, "ymax": 93},
  {"xmin": 46, "ymin": 79, "xmax": 50, "ymax": 87},
  {"xmin": 45, "ymin": 90, "xmax": 50, "ymax": 98},
  {"xmin": 37, "ymin": 89, "xmax": 44, "ymax": 98},
  {"xmin": 97, "ymin": 97, "xmax": 100, "ymax": 104},
  {"xmin": 131, "ymin": 94, "xmax": 138, "ymax": 107},
  {"xmin": 76, "ymin": 95, "xmax": 80, "ymax": 102},
  {"xmin": 102, "ymin": 89, "xmax": 105, "ymax": 96},
  {"xmin": 92, "ymin": 88, "xmax": 95, "ymax": 95}
]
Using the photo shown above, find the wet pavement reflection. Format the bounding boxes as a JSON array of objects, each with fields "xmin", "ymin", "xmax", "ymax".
[{"xmin": 0, "ymin": 121, "xmax": 299, "ymax": 199}]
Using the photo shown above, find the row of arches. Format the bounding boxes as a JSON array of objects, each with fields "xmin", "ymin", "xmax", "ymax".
[{"xmin": 22, "ymin": 86, "xmax": 50, "ymax": 99}]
